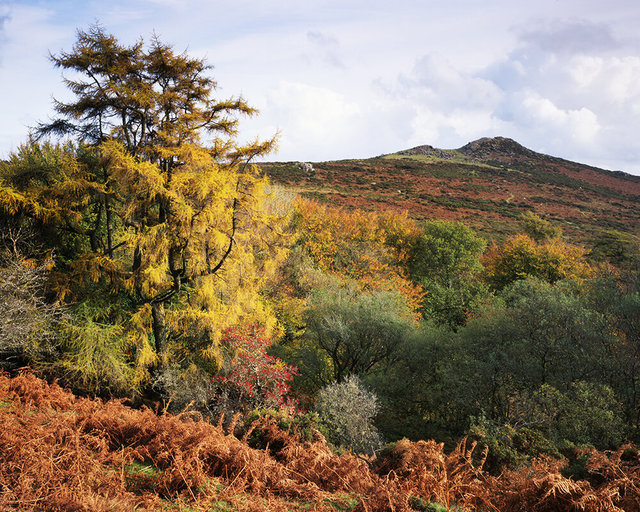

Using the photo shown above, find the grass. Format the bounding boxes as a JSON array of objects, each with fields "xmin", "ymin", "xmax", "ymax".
[{"xmin": 323, "ymin": 494, "xmax": 360, "ymax": 511}]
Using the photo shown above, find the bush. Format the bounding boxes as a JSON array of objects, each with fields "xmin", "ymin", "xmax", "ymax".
[
  {"xmin": 468, "ymin": 413, "xmax": 561, "ymax": 473},
  {"xmin": 0, "ymin": 254, "xmax": 62, "ymax": 369},
  {"xmin": 242, "ymin": 408, "xmax": 322, "ymax": 448},
  {"xmin": 315, "ymin": 375, "xmax": 383, "ymax": 454},
  {"xmin": 515, "ymin": 382, "xmax": 628, "ymax": 450},
  {"xmin": 151, "ymin": 363, "xmax": 212, "ymax": 414},
  {"xmin": 211, "ymin": 326, "xmax": 299, "ymax": 415}
]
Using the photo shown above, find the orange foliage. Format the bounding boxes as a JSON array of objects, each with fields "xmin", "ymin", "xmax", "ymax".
[
  {"xmin": 4, "ymin": 372, "xmax": 640, "ymax": 511},
  {"xmin": 482, "ymin": 234, "xmax": 593, "ymax": 290},
  {"xmin": 374, "ymin": 438, "xmax": 496, "ymax": 511},
  {"xmin": 295, "ymin": 199, "xmax": 424, "ymax": 312},
  {"xmin": 494, "ymin": 448, "xmax": 640, "ymax": 512}
]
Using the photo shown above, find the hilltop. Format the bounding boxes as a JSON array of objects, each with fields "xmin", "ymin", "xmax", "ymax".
[{"xmin": 262, "ymin": 137, "xmax": 640, "ymax": 243}]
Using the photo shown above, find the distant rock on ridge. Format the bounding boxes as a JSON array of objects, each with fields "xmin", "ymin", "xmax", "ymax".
[
  {"xmin": 395, "ymin": 137, "xmax": 540, "ymax": 162},
  {"xmin": 395, "ymin": 144, "xmax": 459, "ymax": 160},
  {"xmin": 458, "ymin": 137, "xmax": 537, "ymax": 160}
]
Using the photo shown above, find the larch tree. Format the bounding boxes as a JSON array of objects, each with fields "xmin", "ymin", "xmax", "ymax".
[{"xmin": 1, "ymin": 25, "xmax": 289, "ymax": 379}]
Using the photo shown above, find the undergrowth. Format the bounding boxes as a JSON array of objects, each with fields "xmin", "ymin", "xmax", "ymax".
[{"xmin": 1, "ymin": 372, "xmax": 640, "ymax": 511}]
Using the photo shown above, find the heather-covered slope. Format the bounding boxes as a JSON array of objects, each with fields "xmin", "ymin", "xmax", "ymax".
[{"xmin": 263, "ymin": 137, "xmax": 640, "ymax": 243}]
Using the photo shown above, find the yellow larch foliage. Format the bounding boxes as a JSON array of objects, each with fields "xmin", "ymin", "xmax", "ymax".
[
  {"xmin": 95, "ymin": 141, "xmax": 293, "ymax": 368},
  {"xmin": 0, "ymin": 140, "xmax": 94, "ymax": 226}
]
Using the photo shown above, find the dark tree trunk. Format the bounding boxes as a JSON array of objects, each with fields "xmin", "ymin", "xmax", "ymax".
[
  {"xmin": 151, "ymin": 301, "xmax": 168, "ymax": 368},
  {"xmin": 105, "ymin": 195, "xmax": 113, "ymax": 257}
]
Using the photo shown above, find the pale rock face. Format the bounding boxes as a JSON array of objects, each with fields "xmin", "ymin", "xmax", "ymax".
[{"xmin": 299, "ymin": 162, "xmax": 315, "ymax": 175}]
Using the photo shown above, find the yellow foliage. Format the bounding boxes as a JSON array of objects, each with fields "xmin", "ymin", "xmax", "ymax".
[
  {"xmin": 0, "ymin": 140, "xmax": 93, "ymax": 226},
  {"xmin": 482, "ymin": 233, "xmax": 593, "ymax": 290},
  {"xmin": 1, "ymin": 28, "xmax": 294, "ymax": 382},
  {"xmin": 91, "ymin": 141, "xmax": 294, "ymax": 364}
]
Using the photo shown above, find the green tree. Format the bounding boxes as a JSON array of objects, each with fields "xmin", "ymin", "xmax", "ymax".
[
  {"xmin": 512, "ymin": 381, "xmax": 627, "ymax": 449},
  {"xmin": 585, "ymin": 276, "xmax": 640, "ymax": 432},
  {"xmin": 457, "ymin": 279, "xmax": 614, "ymax": 420},
  {"xmin": 304, "ymin": 279, "xmax": 415, "ymax": 383},
  {"xmin": 368, "ymin": 322, "xmax": 466, "ymax": 442},
  {"xmin": 406, "ymin": 220, "xmax": 487, "ymax": 328},
  {"xmin": 0, "ymin": 140, "xmax": 97, "ymax": 263}
]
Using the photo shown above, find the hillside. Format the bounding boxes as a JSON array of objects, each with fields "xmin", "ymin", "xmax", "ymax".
[{"xmin": 262, "ymin": 137, "xmax": 640, "ymax": 243}]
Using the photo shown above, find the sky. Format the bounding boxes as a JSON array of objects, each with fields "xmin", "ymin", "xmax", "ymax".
[{"xmin": 2, "ymin": 0, "xmax": 640, "ymax": 175}]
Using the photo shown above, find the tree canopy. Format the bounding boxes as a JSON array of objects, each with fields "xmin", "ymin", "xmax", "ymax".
[{"xmin": 0, "ymin": 26, "xmax": 288, "ymax": 386}]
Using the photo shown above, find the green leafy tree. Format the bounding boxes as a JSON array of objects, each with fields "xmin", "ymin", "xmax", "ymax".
[
  {"xmin": 458, "ymin": 278, "xmax": 613, "ymax": 419},
  {"xmin": 514, "ymin": 381, "xmax": 628, "ymax": 449},
  {"xmin": 368, "ymin": 323, "xmax": 465, "ymax": 442},
  {"xmin": 0, "ymin": 140, "xmax": 97, "ymax": 263},
  {"xmin": 406, "ymin": 220, "xmax": 487, "ymax": 328},
  {"xmin": 304, "ymin": 278, "xmax": 415, "ymax": 383},
  {"xmin": 585, "ymin": 276, "xmax": 640, "ymax": 432}
]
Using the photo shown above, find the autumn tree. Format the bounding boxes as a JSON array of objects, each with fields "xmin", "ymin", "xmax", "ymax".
[
  {"xmin": 482, "ymin": 234, "xmax": 592, "ymax": 291},
  {"xmin": 0, "ymin": 26, "xmax": 288, "ymax": 386},
  {"xmin": 294, "ymin": 199, "xmax": 423, "ymax": 312},
  {"xmin": 520, "ymin": 211, "xmax": 562, "ymax": 242}
]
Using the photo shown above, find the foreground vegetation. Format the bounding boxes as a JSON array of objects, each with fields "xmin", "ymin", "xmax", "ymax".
[
  {"xmin": 1, "ymin": 25, "xmax": 640, "ymax": 511},
  {"xmin": 3, "ymin": 372, "xmax": 640, "ymax": 512}
]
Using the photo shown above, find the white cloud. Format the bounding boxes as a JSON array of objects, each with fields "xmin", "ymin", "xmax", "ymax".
[
  {"xmin": 520, "ymin": 92, "xmax": 600, "ymax": 144},
  {"xmin": 569, "ymin": 56, "xmax": 603, "ymax": 88},
  {"xmin": 2, "ymin": 0, "xmax": 640, "ymax": 174},
  {"xmin": 263, "ymin": 81, "xmax": 362, "ymax": 159}
]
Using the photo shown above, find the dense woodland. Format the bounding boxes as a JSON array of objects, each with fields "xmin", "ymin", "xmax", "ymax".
[{"xmin": 2, "ymin": 26, "xmax": 640, "ymax": 511}]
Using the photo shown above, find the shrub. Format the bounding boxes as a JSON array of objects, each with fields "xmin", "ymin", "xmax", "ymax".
[
  {"xmin": 211, "ymin": 326, "xmax": 299, "ymax": 415},
  {"xmin": 0, "ymin": 253, "xmax": 62, "ymax": 369},
  {"xmin": 468, "ymin": 413, "xmax": 561, "ymax": 473},
  {"xmin": 242, "ymin": 409, "xmax": 322, "ymax": 448},
  {"xmin": 515, "ymin": 382, "xmax": 628, "ymax": 450},
  {"xmin": 315, "ymin": 375, "xmax": 383, "ymax": 454},
  {"xmin": 151, "ymin": 363, "xmax": 212, "ymax": 414},
  {"xmin": 520, "ymin": 211, "xmax": 562, "ymax": 242}
]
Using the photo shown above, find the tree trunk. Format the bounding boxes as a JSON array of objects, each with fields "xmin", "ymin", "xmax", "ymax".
[
  {"xmin": 151, "ymin": 301, "xmax": 168, "ymax": 368},
  {"xmin": 105, "ymin": 195, "xmax": 113, "ymax": 257}
]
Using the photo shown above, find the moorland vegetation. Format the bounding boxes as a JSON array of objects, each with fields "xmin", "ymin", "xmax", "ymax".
[{"xmin": 1, "ymin": 25, "xmax": 640, "ymax": 511}]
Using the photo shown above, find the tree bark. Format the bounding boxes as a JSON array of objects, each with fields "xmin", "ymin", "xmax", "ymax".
[{"xmin": 151, "ymin": 301, "xmax": 168, "ymax": 368}]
